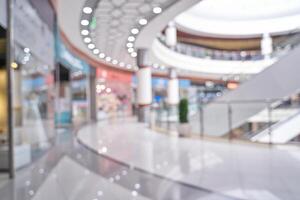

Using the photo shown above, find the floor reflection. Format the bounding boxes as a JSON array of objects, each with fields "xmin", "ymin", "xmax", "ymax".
[{"xmin": 0, "ymin": 127, "xmax": 235, "ymax": 200}]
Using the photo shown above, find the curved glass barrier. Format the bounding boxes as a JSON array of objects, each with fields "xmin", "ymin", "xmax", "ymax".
[
  {"xmin": 158, "ymin": 34, "xmax": 296, "ymax": 61},
  {"xmin": 150, "ymin": 94, "xmax": 300, "ymax": 145}
]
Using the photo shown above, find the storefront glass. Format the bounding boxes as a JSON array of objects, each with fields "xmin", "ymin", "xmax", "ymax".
[
  {"xmin": 11, "ymin": 0, "xmax": 56, "ymax": 170},
  {"xmin": 96, "ymin": 68, "xmax": 132, "ymax": 120}
]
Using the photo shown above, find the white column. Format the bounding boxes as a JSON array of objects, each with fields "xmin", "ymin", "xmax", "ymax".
[
  {"xmin": 261, "ymin": 33, "xmax": 273, "ymax": 59},
  {"xmin": 167, "ymin": 69, "xmax": 179, "ymax": 105},
  {"xmin": 166, "ymin": 21, "xmax": 177, "ymax": 48},
  {"xmin": 137, "ymin": 49, "xmax": 152, "ymax": 122},
  {"xmin": 137, "ymin": 67, "xmax": 152, "ymax": 105}
]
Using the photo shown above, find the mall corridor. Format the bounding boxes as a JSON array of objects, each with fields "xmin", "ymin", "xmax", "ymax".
[{"xmin": 1, "ymin": 0, "xmax": 300, "ymax": 199}]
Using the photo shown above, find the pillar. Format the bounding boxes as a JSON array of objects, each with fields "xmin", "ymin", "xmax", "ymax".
[
  {"xmin": 261, "ymin": 33, "xmax": 273, "ymax": 59},
  {"xmin": 137, "ymin": 49, "xmax": 152, "ymax": 123},
  {"xmin": 167, "ymin": 68, "xmax": 179, "ymax": 106},
  {"xmin": 165, "ymin": 21, "xmax": 177, "ymax": 48},
  {"xmin": 87, "ymin": 67, "xmax": 97, "ymax": 122}
]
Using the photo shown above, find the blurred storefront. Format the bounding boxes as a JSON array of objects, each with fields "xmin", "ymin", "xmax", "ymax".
[
  {"xmin": 96, "ymin": 68, "xmax": 132, "ymax": 120},
  {"xmin": 9, "ymin": 0, "xmax": 56, "ymax": 170},
  {"xmin": 56, "ymin": 34, "xmax": 94, "ymax": 126}
]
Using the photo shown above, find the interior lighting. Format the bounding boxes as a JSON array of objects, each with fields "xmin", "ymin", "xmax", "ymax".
[
  {"xmin": 126, "ymin": 64, "xmax": 132, "ymax": 69},
  {"xmin": 11, "ymin": 62, "xmax": 18, "ymax": 69},
  {"xmin": 128, "ymin": 36, "xmax": 135, "ymax": 42},
  {"xmin": 88, "ymin": 43, "xmax": 95, "ymax": 49},
  {"xmin": 24, "ymin": 48, "xmax": 30, "ymax": 53},
  {"xmin": 81, "ymin": 20, "xmax": 89, "ymax": 26},
  {"xmin": 83, "ymin": 7, "xmax": 93, "ymax": 14},
  {"xmin": 131, "ymin": 28, "xmax": 139, "ymax": 35},
  {"xmin": 93, "ymin": 49, "xmax": 100, "ymax": 54},
  {"xmin": 84, "ymin": 37, "xmax": 92, "ymax": 43},
  {"xmin": 99, "ymin": 53, "xmax": 105, "ymax": 58},
  {"xmin": 112, "ymin": 60, "xmax": 118, "ymax": 65},
  {"xmin": 131, "ymin": 52, "xmax": 137, "ymax": 57},
  {"xmin": 139, "ymin": 18, "xmax": 148, "ymax": 25},
  {"xmin": 105, "ymin": 57, "xmax": 112, "ymax": 62},
  {"xmin": 81, "ymin": 30, "xmax": 89, "ymax": 36},
  {"xmin": 127, "ymin": 43, "xmax": 134, "ymax": 48},
  {"xmin": 119, "ymin": 62, "xmax": 125, "ymax": 67},
  {"xmin": 106, "ymin": 88, "xmax": 112, "ymax": 93},
  {"xmin": 153, "ymin": 7, "xmax": 162, "ymax": 14},
  {"xmin": 128, "ymin": 48, "xmax": 134, "ymax": 53}
]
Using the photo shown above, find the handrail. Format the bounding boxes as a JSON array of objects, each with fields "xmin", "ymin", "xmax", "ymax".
[{"xmin": 158, "ymin": 34, "xmax": 293, "ymax": 61}]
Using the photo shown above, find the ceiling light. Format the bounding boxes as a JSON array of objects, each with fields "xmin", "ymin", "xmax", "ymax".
[
  {"xmin": 128, "ymin": 36, "xmax": 135, "ymax": 42},
  {"xmin": 83, "ymin": 7, "xmax": 93, "ymax": 14},
  {"xmin": 126, "ymin": 64, "xmax": 132, "ymax": 69},
  {"xmin": 81, "ymin": 30, "xmax": 89, "ymax": 36},
  {"xmin": 139, "ymin": 18, "xmax": 148, "ymax": 26},
  {"xmin": 81, "ymin": 20, "xmax": 89, "ymax": 26},
  {"xmin": 131, "ymin": 28, "xmax": 139, "ymax": 35},
  {"xmin": 153, "ymin": 7, "xmax": 162, "ymax": 14},
  {"xmin": 88, "ymin": 43, "xmax": 95, "ymax": 49},
  {"xmin": 131, "ymin": 52, "xmax": 137, "ymax": 57},
  {"xmin": 112, "ymin": 60, "xmax": 118, "ymax": 65},
  {"xmin": 128, "ymin": 48, "xmax": 134, "ymax": 53},
  {"xmin": 24, "ymin": 48, "xmax": 30, "ymax": 53},
  {"xmin": 84, "ymin": 37, "xmax": 92, "ymax": 43},
  {"xmin": 93, "ymin": 49, "xmax": 100, "ymax": 54},
  {"xmin": 105, "ymin": 57, "xmax": 112, "ymax": 62},
  {"xmin": 99, "ymin": 53, "xmax": 105, "ymax": 58},
  {"xmin": 127, "ymin": 43, "xmax": 134, "ymax": 48},
  {"xmin": 119, "ymin": 62, "xmax": 125, "ymax": 67}
]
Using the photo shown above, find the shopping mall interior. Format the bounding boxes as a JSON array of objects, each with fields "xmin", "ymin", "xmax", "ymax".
[{"xmin": 1, "ymin": 0, "xmax": 300, "ymax": 199}]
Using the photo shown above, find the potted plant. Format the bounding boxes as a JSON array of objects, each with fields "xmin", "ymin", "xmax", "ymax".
[{"xmin": 178, "ymin": 98, "xmax": 191, "ymax": 137}]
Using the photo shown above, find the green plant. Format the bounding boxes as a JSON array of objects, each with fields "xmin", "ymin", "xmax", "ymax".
[{"xmin": 179, "ymin": 98, "xmax": 189, "ymax": 123}]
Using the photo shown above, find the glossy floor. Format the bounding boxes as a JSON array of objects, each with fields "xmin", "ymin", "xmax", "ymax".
[
  {"xmin": 78, "ymin": 119, "xmax": 300, "ymax": 200},
  {"xmin": 0, "ymin": 126, "xmax": 234, "ymax": 200}
]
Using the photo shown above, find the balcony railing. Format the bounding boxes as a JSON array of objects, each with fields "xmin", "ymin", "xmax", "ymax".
[{"xmin": 158, "ymin": 34, "xmax": 293, "ymax": 61}]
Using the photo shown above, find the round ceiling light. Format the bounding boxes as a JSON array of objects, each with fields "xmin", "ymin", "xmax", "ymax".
[
  {"xmin": 83, "ymin": 7, "xmax": 93, "ymax": 14},
  {"xmin": 81, "ymin": 20, "xmax": 89, "ymax": 26},
  {"xmin": 153, "ymin": 7, "xmax": 162, "ymax": 14},
  {"xmin": 139, "ymin": 18, "xmax": 148, "ymax": 26},
  {"xmin": 84, "ymin": 37, "xmax": 92, "ymax": 43},
  {"xmin": 81, "ymin": 30, "xmax": 89, "ymax": 36},
  {"xmin": 131, "ymin": 28, "xmax": 139, "ymax": 35}
]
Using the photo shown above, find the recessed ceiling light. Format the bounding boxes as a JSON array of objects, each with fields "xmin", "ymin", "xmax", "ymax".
[
  {"xmin": 93, "ymin": 49, "xmax": 100, "ymax": 54},
  {"xmin": 81, "ymin": 20, "xmax": 89, "ymax": 26},
  {"xmin": 81, "ymin": 30, "xmax": 89, "ymax": 36},
  {"xmin": 139, "ymin": 18, "xmax": 148, "ymax": 26},
  {"xmin": 153, "ymin": 7, "xmax": 162, "ymax": 14},
  {"xmin": 84, "ymin": 37, "xmax": 91, "ymax": 43},
  {"xmin": 83, "ymin": 7, "xmax": 93, "ymax": 14},
  {"xmin": 119, "ymin": 62, "xmax": 125, "ymax": 67},
  {"xmin": 88, "ymin": 43, "xmax": 95, "ymax": 49},
  {"xmin": 127, "ymin": 43, "xmax": 133, "ymax": 48},
  {"xmin": 105, "ymin": 57, "xmax": 112, "ymax": 62},
  {"xmin": 112, "ymin": 60, "xmax": 118, "ymax": 65},
  {"xmin": 126, "ymin": 64, "xmax": 132, "ymax": 69},
  {"xmin": 24, "ymin": 48, "xmax": 30, "ymax": 53},
  {"xmin": 128, "ymin": 48, "xmax": 134, "ymax": 53},
  {"xmin": 128, "ymin": 36, "xmax": 135, "ymax": 42},
  {"xmin": 131, "ymin": 52, "xmax": 137, "ymax": 57},
  {"xmin": 99, "ymin": 53, "xmax": 105, "ymax": 58},
  {"xmin": 131, "ymin": 28, "xmax": 139, "ymax": 35}
]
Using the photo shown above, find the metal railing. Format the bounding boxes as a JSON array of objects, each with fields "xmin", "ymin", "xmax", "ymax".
[{"xmin": 158, "ymin": 34, "xmax": 291, "ymax": 61}]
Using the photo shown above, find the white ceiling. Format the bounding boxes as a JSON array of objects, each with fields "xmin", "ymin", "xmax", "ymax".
[
  {"xmin": 176, "ymin": 0, "xmax": 300, "ymax": 37},
  {"xmin": 59, "ymin": 0, "xmax": 199, "ymax": 70}
]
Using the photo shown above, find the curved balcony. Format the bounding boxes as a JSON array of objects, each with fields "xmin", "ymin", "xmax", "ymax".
[{"xmin": 158, "ymin": 34, "xmax": 289, "ymax": 61}]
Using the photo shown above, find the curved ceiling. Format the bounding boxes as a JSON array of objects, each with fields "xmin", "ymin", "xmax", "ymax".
[{"xmin": 176, "ymin": 0, "xmax": 300, "ymax": 38}]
